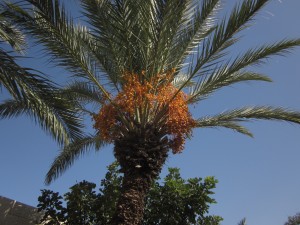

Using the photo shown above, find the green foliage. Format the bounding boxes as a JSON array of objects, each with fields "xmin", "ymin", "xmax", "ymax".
[
  {"xmin": 143, "ymin": 168, "xmax": 222, "ymax": 225},
  {"xmin": 37, "ymin": 163, "xmax": 222, "ymax": 225},
  {"xmin": 0, "ymin": 3, "xmax": 83, "ymax": 145},
  {"xmin": 284, "ymin": 212, "xmax": 300, "ymax": 225}
]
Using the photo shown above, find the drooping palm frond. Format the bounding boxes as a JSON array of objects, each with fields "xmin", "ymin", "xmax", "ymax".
[
  {"xmin": 62, "ymin": 81, "xmax": 104, "ymax": 106},
  {"xmin": 59, "ymin": 81, "xmax": 106, "ymax": 116},
  {"xmin": 197, "ymin": 118, "xmax": 253, "ymax": 137},
  {"xmin": 0, "ymin": 45, "xmax": 83, "ymax": 144},
  {"xmin": 0, "ymin": 97, "xmax": 82, "ymax": 145},
  {"xmin": 0, "ymin": 2, "xmax": 84, "ymax": 144},
  {"xmin": 0, "ymin": 47, "xmax": 47, "ymax": 98},
  {"xmin": 3, "ymin": 1, "xmax": 112, "ymax": 98},
  {"xmin": 196, "ymin": 106, "xmax": 300, "ymax": 137},
  {"xmin": 0, "ymin": 8, "xmax": 25, "ymax": 52},
  {"xmin": 45, "ymin": 134, "xmax": 106, "ymax": 185}
]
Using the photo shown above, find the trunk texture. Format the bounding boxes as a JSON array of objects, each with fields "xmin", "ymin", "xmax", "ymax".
[{"xmin": 111, "ymin": 127, "xmax": 169, "ymax": 225}]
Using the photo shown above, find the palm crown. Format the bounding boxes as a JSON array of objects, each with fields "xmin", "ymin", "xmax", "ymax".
[{"xmin": 3, "ymin": 0, "xmax": 300, "ymax": 224}]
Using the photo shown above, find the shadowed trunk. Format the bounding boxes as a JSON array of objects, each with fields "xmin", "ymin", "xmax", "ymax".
[{"xmin": 111, "ymin": 125, "xmax": 169, "ymax": 225}]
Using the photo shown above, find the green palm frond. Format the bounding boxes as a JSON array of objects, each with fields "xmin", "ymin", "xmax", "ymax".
[
  {"xmin": 45, "ymin": 134, "xmax": 106, "ymax": 185},
  {"xmin": 168, "ymin": 0, "xmax": 220, "ymax": 70},
  {"xmin": 196, "ymin": 106, "xmax": 300, "ymax": 137},
  {"xmin": 0, "ymin": 6, "xmax": 25, "ymax": 52},
  {"xmin": 62, "ymin": 81, "xmax": 104, "ymax": 106},
  {"xmin": 188, "ymin": 71, "xmax": 271, "ymax": 103},
  {"xmin": 196, "ymin": 118, "xmax": 253, "ymax": 137},
  {"xmin": 82, "ymin": 0, "xmax": 217, "ymax": 76},
  {"xmin": 177, "ymin": 0, "xmax": 269, "ymax": 92},
  {"xmin": 0, "ymin": 46, "xmax": 83, "ymax": 144},
  {"xmin": 3, "ymin": 1, "xmax": 111, "ymax": 97},
  {"xmin": 0, "ymin": 47, "xmax": 46, "ymax": 98},
  {"xmin": 0, "ymin": 93, "xmax": 83, "ymax": 145},
  {"xmin": 60, "ymin": 81, "xmax": 105, "ymax": 115},
  {"xmin": 196, "ymin": 0, "xmax": 269, "ymax": 67},
  {"xmin": 172, "ymin": 73, "xmax": 196, "ymax": 89},
  {"xmin": 188, "ymin": 39, "xmax": 300, "ymax": 102},
  {"xmin": 81, "ymin": 0, "xmax": 154, "ymax": 88},
  {"xmin": 148, "ymin": 0, "xmax": 193, "ymax": 73}
]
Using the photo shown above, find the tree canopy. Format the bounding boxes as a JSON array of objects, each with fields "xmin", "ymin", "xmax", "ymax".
[{"xmin": 38, "ymin": 163, "xmax": 222, "ymax": 225}]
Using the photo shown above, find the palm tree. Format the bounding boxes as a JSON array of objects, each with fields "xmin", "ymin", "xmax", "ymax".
[
  {"xmin": 3, "ymin": 0, "xmax": 300, "ymax": 224},
  {"xmin": 0, "ymin": 5, "xmax": 82, "ymax": 145}
]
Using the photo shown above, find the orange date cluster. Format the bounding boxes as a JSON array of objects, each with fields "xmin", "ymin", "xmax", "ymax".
[{"xmin": 93, "ymin": 70, "xmax": 195, "ymax": 153}]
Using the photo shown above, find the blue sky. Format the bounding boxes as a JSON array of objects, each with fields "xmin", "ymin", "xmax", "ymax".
[{"xmin": 1, "ymin": 0, "xmax": 300, "ymax": 224}]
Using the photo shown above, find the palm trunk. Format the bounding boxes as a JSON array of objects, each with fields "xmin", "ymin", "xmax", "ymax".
[{"xmin": 111, "ymin": 126, "xmax": 169, "ymax": 225}]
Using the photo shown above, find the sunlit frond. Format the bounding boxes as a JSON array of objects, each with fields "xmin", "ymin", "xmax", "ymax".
[
  {"xmin": 0, "ymin": 96, "xmax": 82, "ymax": 145},
  {"xmin": 188, "ymin": 39, "xmax": 300, "ymax": 103},
  {"xmin": 3, "ymin": 1, "xmax": 112, "ymax": 98},
  {"xmin": 188, "ymin": 70, "xmax": 271, "ymax": 103},
  {"xmin": 0, "ymin": 44, "xmax": 83, "ymax": 144},
  {"xmin": 196, "ymin": 106, "xmax": 300, "ymax": 136},
  {"xmin": 168, "ymin": 0, "xmax": 220, "ymax": 70},
  {"xmin": 172, "ymin": 73, "xmax": 196, "ymax": 89},
  {"xmin": 0, "ymin": 6, "xmax": 25, "ymax": 52},
  {"xmin": 179, "ymin": 0, "xmax": 269, "ymax": 92}
]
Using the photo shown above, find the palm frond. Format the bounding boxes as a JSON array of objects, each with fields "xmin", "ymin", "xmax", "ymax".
[
  {"xmin": 0, "ymin": 46, "xmax": 83, "ymax": 144},
  {"xmin": 196, "ymin": 118, "xmax": 253, "ymax": 137},
  {"xmin": 62, "ymin": 81, "xmax": 104, "ymax": 106},
  {"xmin": 3, "ymin": 1, "xmax": 112, "ymax": 98},
  {"xmin": 0, "ymin": 5, "xmax": 26, "ymax": 52},
  {"xmin": 172, "ymin": 73, "xmax": 196, "ymax": 89},
  {"xmin": 0, "ymin": 47, "xmax": 46, "ymax": 99},
  {"xmin": 225, "ymin": 39, "xmax": 300, "ymax": 74},
  {"xmin": 188, "ymin": 39, "xmax": 300, "ymax": 103},
  {"xmin": 195, "ymin": 0, "xmax": 269, "ymax": 69},
  {"xmin": 0, "ymin": 94, "xmax": 82, "ymax": 145},
  {"xmin": 196, "ymin": 106, "xmax": 300, "ymax": 137},
  {"xmin": 188, "ymin": 70, "xmax": 271, "ymax": 103},
  {"xmin": 178, "ymin": 0, "xmax": 269, "ymax": 92},
  {"xmin": 81, "ymin": 0, "xmax": 131, "ymax": 84},
  {"xmin": 168, "ymin": 0, "xmax": 220, "ymax": 70},
  {"xmin": 45, "ymin": 134, "xmax": 106, "ymax": 185},
  {"xmin": 148, "ymin": 0, "xmax": 194, "ymax": 73}
]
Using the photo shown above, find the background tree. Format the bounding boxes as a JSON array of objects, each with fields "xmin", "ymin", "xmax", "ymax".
[
  {"xmin": 37, "ymin": 163, "xmax": 222, "ymax": 225},
  {"xmin": 4, "ymin": 0, "xmax": 300, "ymax": 224},
  {"xmin": 284, "ymin": 212, "xmax": 300, "ymax": 225}
]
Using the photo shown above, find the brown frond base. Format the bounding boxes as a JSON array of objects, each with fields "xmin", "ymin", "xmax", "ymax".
[{"xmin": 111, "ymin": 127, "xmax": 169, "ymax": 225}]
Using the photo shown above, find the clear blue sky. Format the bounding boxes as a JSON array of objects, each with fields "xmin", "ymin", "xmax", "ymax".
[{"xmin": 1, "ymin": 0, "xmax": 300, "ymax": 224}]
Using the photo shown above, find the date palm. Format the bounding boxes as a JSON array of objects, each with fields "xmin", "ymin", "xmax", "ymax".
[
  {"xmin": 0, "ymin": 6, "xmax": 82, "ymax": 145},
  {"xmin": 4, "ymin": 0, "xmax": 300, "ymax": 224}
]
